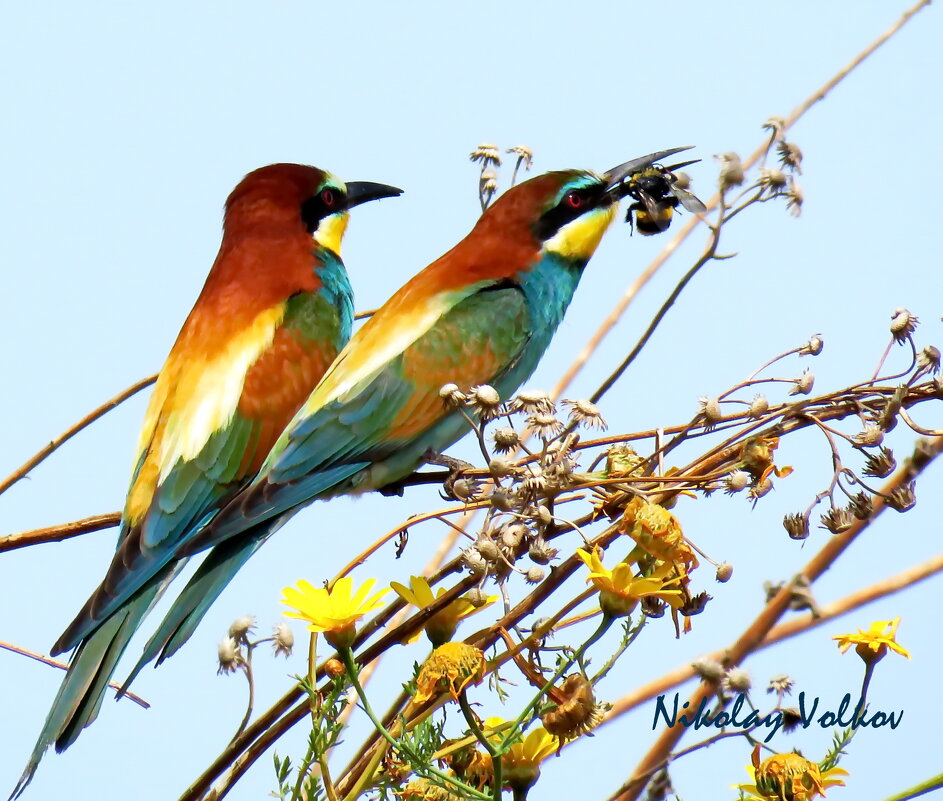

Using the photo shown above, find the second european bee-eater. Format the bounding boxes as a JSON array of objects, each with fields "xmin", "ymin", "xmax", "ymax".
[
  {"xmin": 13, "ymin": 164, "xmax": 401, "ymax": 797},
  {"xmin": 127, "ymin": 149, "xmax": 691, "ymax": 681}
]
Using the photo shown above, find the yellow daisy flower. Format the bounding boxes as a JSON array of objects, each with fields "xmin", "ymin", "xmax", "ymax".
[
  {"xmin": 833, "ymin": 617, "xmax": 910, "ymax": 664},
  {"xmin": 281, "ymin": 576, "xmax": 390, "ymax": 649},
  {"xmin": 500, "ymin": 724, "xmax": 557, "ymax": 794},
  {"xmin": 391, "ymin": 576, "xmax": 497, "ymax": 646},
  {"xmin": 413, "ymin": 642, "xmax": 486, "ymax": 704},
  {"xmin": 576, "ymin": 547, "xmax": 683, "ymax": 618}
]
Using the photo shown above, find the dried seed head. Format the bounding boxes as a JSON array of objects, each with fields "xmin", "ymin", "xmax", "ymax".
[
  {"xmin": 492, "ymin": 427, "xmax": 520, "ymax": 453},
  {"xmin": 790, "ymin": 368, "xmax": 814, "ymax": 396},
  {"xmin": 528, "ymin": 537, "xmax": 558, "ymax": 565},
  {"xmin": 511, "ymin": 389, "xmax": 555, "ymax": 415},
  {"xmin": 780, "ymin": 707, "xmax": 803, "ymax": 733},
  {"xmin": 462, "ymin": 547, "xmax": 488, "ymax": 575},
  {"xmin": 763, "ymin": 116, "xmax": 787, "ymax": 141},
  {"xmin": 799, "ymin": 334, "xmax": 824, "ymax": 356},
  {"xmin": 489, "ymin": 487, "xmax": 517, "ymax": 512},
  {"xmin": 819, "ymin": 506, "xmax": 855, "ymax": 534},
  {"xmin": 849, "ymin": 491, "xmax": 873, "ymax": 520},
  {"xmin": 475, "ymin": 536, "xmax": 501, "ymax": 562},
  {"xmin": 465, "ymin": 588, "xmax": 489, "ymax": 608},
  {"xmin": 450, "ymin": 478, "xmax": 480, "ymax": 502},
  {"xmin": 469, "ymin": 384, "xmax": 502, "ymax": 421},
  {"xmin": 854, "ymin": 423, "xmax": 885, "ymax": 448},
  {"xmin": 767, "ymin": 674, "xmax": 795, "ymax": 696},
  {"xmin": 217, "ymin": 637, "xmax": 244, "ymax": 675},
  {"xmin": 724, "ymin": 469, "xmax": 751, "ymax": 494},
  {"xmin": 228, "ymin": 615, "xmax": 256, "ymax": 641},
  {"xmin": 715, "ymin": 562, "xmax": 734, "ymax": 583},
  {"xmin": 692, "ymin": 656, "xmax": 725, "ymax": 683},
  {"xmin": 562, "ymin": 399, "xmax": 607, "ymax": 431},
  {"xmin": 540, "ymin": 674, "xmax": 601, "ymax": 742},
  {"xmin": 887, "ymin": 480, "xmax": 916, "ymax": 512},
  {"xmin": 525, "ymin": 566, "xmax": 546, "ymax": 584},
  {"xmin": 890, "ymin": 308, "xmax": 919, "ymax": 344},
  {"xmin": 439, "ymin": 383, "xmax": 467, "ymax": 408},
  {"xmin": 759, "ymin": 167, "xmax": 788, "ymax": 191},
  {"xmin": 724, "ymin": 667, "xmax": 752, "ymax": 693},
  {"xmin": 527, "ymin": 412, "xmax": 564, "ymax": 440},
  {"xmin": 469, "ymin": 143, "xmax": 502, "ymax": 167},
  {"xmin": 716, "ymin": 152, "xmax": 744, "ymax": 190},
  {"xmin": 500, "ymin": 523, "xmax": 528, "ymax": 549},
  {"xmin": 641, "ymin": 596, "xmax": 666, "ymax": 618},
  {"xmin": 698, "ymin": 396, "xmax": 723, "ymax": 428},
  {"xmin": 917, "ymin": 345, "xmax": 941, "ymax": 375},
  {"xmin": 777, "ymin": 141, "xmax": 803, "ymax": 173},
  {"xmin": 672, "ymin": 170, "xmax": 692, "ymax": 190},
  {"xmin": 749, "ymin": 477, "xmax": 774, "ymax": 501},
  {"xmin": 506, "ymin": 145, "xmax": 533, "ymax": 171},
  {"xmin": 863, "ymin": 446, "xmax": 897, "ymax": 479},
  {"xmin": 488, "ymin": 457, "xmax": 515, "ymax": 478},
  {"xmin": 273, "ymin": 621, "xmax": 294, "ymax": 658},
  {"xmin": 680, "ymin": 591, "xmax": 711, "ymax": 617},
  {"xmin": 535, "ymin": 504, "xmax": 554, "ymax": 526},
  {"xmin": 324, "ymin": 657, "xmax": 345, "ymax": 678},
  {"xmin": 783, "ymin": 512, "xmax": 810, "ymax": 541},
  {"xmin": 748, "ymin": 394, "xmax": 769, "ymax": 418},
  {"xmin": 786, "ymin": 178, "xmax": 803, "ymax": 217}
]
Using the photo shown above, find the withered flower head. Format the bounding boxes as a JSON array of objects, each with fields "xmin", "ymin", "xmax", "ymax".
[
  {"xmin": 748, "ymin": 394, "xmax": 769, "ymax": 418},
  {"xmin": 886, "ymin": 480, "xmax": 916, "ymax": 513},
  {"xmin": 890, "ymin": 307, "xmax": 919, "ymax": 344},
  {"xmin": 540, "ymin": 674, "xmax": 602, "ymax": 745},
  {"xmin": 413, "ymin": 642, "xmax": 486, "ymax": 704},
  {"xmin": 724, "ymin": 469, "xmax": 751, "ymax": 494},
  {"xmin": 766, "ymin": 674, "xmax": 795, "ymax": 696},
  {"xmin": 527, "ymin": 412, "xmax": 564, "ymax": 441},
  {"xmin": 819, "ymin": 506, "xmax": 855, "ymax": 534},
  {"xmin": 790, "ymin": 368, "xmax": 814, "ymax": 396},
  {"xmin": 679, "ymin": 591, "xmax": 711, "ymax": 617},
  {"xmin": 854, "ymin": 423, "xmax": 884, "ymax": 448},
  {"xmin": 849, "ymin": 491, "xmax": 873, "ymax": 520},
  {"xmin": 916, "ymin": 345, "xmax": 941, "ymax": 375},
  {"xmin": 217, "ymin": 637, "xmax": 244, "ymax": 675},
  {"xmin": 777, "ymin": 141, "xmax": 803, "ymax": 173},
  {"xmin": 691, "ymin": 656, "xmax": 725, "ymax": 683},
  {"xmin": 759, "ymin": 167, "xmax": 788, "ymax": 191},
  {"xmin": 469, "ymin": 143, "xmax": 502, "ymax": 167},
  {"xmin": 511, "ymin": 389, "xmax": 555, "ymax": 415},
  {"xmin": 715, "ymin": 562, "xmax": 734, "ymax": 583},
  {"xmin": 469, "ymin": 384, "xmax": 502, "ymax": 421},
  {"xmin": 724, "ymin": 667, "xmax": 752, "ymax": 693},
  {"xmin": 783, "ymin": 512, "xmax": 810, "ymax": 541},
  {"xmin": 492, "ymin": 427, "xmax": 520, "ymax": 453},
  {"xmin": 786, "ymin": 178, "xmax": 803, "ymax": 217},
  {"xmin": 799, "ymin": 334, "xmax": 824, "ymax": 356},
  {"xmin": 715, "ymin": 151, "xmax": 744, "ymax": 190},
  {"xmin": 698, "ymin": 396, "xmax": 723, "ymax": 428},
  {"xmin": 561, "ymin": 398, "xmax": 607, "ymax": 431}
]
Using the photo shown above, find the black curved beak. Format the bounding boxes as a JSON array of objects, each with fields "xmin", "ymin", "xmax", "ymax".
[
  {"xmin": 604, "ymin": 146, "xmax": 695, "ymax": 199},
  {"xmin": 345, "ymin": 180, "xmax": 403, "ymax": 209}
]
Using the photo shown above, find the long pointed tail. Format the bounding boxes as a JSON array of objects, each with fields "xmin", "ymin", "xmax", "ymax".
[{"xmin": 122, "ymin": 517, "xmax": 286, "ymax": 692}]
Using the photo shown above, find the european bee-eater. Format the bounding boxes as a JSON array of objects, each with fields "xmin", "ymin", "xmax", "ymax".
[
  {"xmin": 129, "ymin": 149, "xmax": 692, "ymax": 680},
  {"xmin": 13, "ymin": 164, "xmax": 401, "ymax": 797}
]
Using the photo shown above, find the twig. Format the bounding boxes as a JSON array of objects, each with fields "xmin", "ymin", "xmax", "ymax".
[
  {"xmin": 0, "ymin": 512, "xmax": 120, "ymax": 553},
  {"xmin": 0, "ymin": 375, "xmax": 157, "ymax": 498}
]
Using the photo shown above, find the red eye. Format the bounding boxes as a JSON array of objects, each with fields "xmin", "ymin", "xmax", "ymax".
[
  {"xmin": 321, "ymin": 188, "xmax": 335, "ymax": 207},
  {"xmin": 565, "ymin": 192, "xmax": 583, "ymax": 209}
]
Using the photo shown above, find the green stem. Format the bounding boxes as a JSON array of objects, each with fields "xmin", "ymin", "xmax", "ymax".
[
  {"xmin": 880, "ymin": 773, "xmax": 943, "ymax": 801},
  {"xmin": 339, "ymin": 648, "xmax": 492, "ymax": 801},
  {"xmin": 458, "ymin": 691, "xmax": 502, "ymax": 801}
]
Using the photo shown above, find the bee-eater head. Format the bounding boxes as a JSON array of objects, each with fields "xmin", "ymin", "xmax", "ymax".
[
  {"xmin": 224, "ymin": 164, "xmax": 401, "ymax": 256},
  {"xmin": 478, "ymin": 148, "xmax": 695, "ymax": 263}
]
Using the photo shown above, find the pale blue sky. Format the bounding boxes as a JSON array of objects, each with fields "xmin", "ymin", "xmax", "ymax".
[{"xmin": 1, "ymin": 2, "xmax": 941, "ymax": 800}]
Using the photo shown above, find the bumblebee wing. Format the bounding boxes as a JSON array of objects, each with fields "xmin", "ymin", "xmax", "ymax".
[{"xmin": 671, "ymin": 186, "xmax": 707, "ymax": 214}]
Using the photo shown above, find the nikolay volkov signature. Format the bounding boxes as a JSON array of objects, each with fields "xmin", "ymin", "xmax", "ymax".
[{"xmin": 653, "ymin": 692, "xmax": 902, "ymax": 743}]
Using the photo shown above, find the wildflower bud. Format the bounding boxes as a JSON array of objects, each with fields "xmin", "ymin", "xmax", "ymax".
[
  {"xmin": 528, "ymin": 538, "xmax": 558, "ymax": 565},
  {"xmin": 698, "ymin": 396, "xmax": 723, "ymax": 426},
  {"xmin": 228, "ymin": 615, "xmax": 256, "ymax": 641},
  {"xmin": 462, "ymin": 547, "xmax": 488, "ymax": 575},
  {"xmin": 500, "ymin": 523, "xmax": 527, "ymax": 549},
  {"xmin": 492, "ymin": 426, "xmax": 520, "ymax": 453},
  {"xmin": 217, "ymin": 637, "xmax": 244, "ymax": 675},
  {"xmin": 562, "ymin": 398, "xmax": 607, "ymax": 430},
  {"xmin": 916, "ymin": 345, "xmax": 941, "ymax": 375},
  {"xmin": 511, "ymin": 389, "xmax": 555, "ymax": 415},
  {"xmin": 799, "ymin": 334, "xmax": 824, "ymax": 356},
  {"xmin": 724, "ymin": 667, "xmax": 752, "ymax": 692},
  {"xmin": 488, "ymin": 457, "xmax": 515, "ymax": 478},
  {"xmin": 863, "ymin": 446, "xmax": 896, "ymax": 479},
  {"xmin": 819, "ymin": 506, "xmax": 854, "ymax": 534},
  {"xmin": 748, "ymin": 394, "xmax": 769, "ymax": 418},
  {"xmin": 715, "ymin": 562, "xmax": 734, "ymax": 583},
  {"xmin": 272, "ymin": 621, "xmax": 294, "ymax": 658},
  {"xmin": 716, "ymin": 152, "xmax": 744, "ymax": 190},
  {"xmin": 692, "ymin": 656, "xmax": 725, "ymax": 683},
  {"xmin": 790, "ymin": 368, "xmax": 814, "ymax": 395},
  {"xmin": 489, "ymin": 487, "xmax": 516, "ymax": 511},
  {"xmin": 852, "ymin": 423, "xmax": 884, "ymax": 448},
  {"xmin": 325, "ymin": 657, "xmax": 345, "ymax": 678},
  {"xmin": 783, "ymin": 512, "xmax": 810, "ymax": 540},
  {"xmin": 525, "ymin": 566, "xmax": 545, "ymax": 584},
  {"xmin": 724, "ymin": 469, "xmax": 750, "ymax": 494},
  {"xmin": 465, "ymin": 588, "xmax": 489, "ymax": 608},
  {"xmin": 450, "ymin": 478, "xmax": 479, "ymax": 502},
  {"xmin": 890, "ymin": 307, "xmax": 919, "ymax": 344},
  {"xmin": 886, "ymin": 480, "xmax": 916, "ymax": 512},
  {"xmin": 759, "ymin": 167, "xmax": 787, "ymax": 190},
  {"xmin": 849, "ymin": 491, "xmax": 873, "ymax": 520},
  {"xmin": 439, "ymin": 383, "xmax": 467, "ymax": 408},
  {"xmin": 777, "ymin": 141, "xmax": 803, "ymax": 173},
  {"xmin": 475, "ymin": 537, "xmax": 501, "ymax": 562}
]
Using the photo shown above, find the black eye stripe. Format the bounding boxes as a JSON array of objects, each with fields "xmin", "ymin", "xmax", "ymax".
[
  {"xmin": 532, "ymin": 184, "xmax": 607, "ymax": 242},
  {"xmin": 300, "ymin": 186, "xmax": 347, "ymax": 234}
]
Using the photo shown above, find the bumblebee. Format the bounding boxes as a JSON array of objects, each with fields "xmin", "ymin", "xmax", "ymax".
[{"xmin": 623, "ymin": 160, "xmax": 706, "ymax": 235}]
